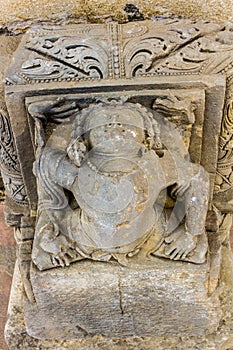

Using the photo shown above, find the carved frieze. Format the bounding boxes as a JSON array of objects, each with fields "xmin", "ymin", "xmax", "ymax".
[
  {"xmin": 5, "ymin": 20, "xmax": 233, "ymax": 85},
  {"xmin": 4, "ymin": 20, "xmax": 233, "ymax": 210}
]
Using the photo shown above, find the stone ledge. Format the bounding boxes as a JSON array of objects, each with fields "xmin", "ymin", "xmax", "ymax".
[
  {"xmin": 23, "ymin": 257, "xmax": 220, "ymax": 340},
  {"xmin": 5, "ymin": 261, "xmax": 233, "ymax": 350}
]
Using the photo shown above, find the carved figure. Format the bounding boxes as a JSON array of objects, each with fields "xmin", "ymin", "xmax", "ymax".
[{"xmin": 28, "ymin": 99, "xmax": 209, "ymax": 270}]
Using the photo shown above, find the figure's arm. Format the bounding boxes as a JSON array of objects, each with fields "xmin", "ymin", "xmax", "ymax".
[
  {"xmin": 48, "ymin": 149, "xmax": 80, "ymax": 190},
  {"xmin": 35, "ymin": 146, "xmax": 79, "ymax": 191},
  {"xmin": 33, "ymin": 149, "xmax": 82, "ymax": 270},
  {"xmin": 164, "ymin": 164, "xmax": 209, "ymax": 261},
  {"xmin": 169, "ymin": 164, "xmax": 209, "ymax": 236}
]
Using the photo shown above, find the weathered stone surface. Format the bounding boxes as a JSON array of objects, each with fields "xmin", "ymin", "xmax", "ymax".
[
  {"xmin": 0, "ymin": 0, "xmax": 233, "ymax": 33},
  {"xmin": 0, "ymin": 204, "xmax": 15, "ymax": 350},
  {"xmin": 24, "ymin": 258, "xmax": 220, "ymax": 340},
  {"xmin": 5, "ymin": 261, "xmax": 233, "ymax": 350},
  {"xmin": 0, "ymin": 35, "xmax": 21, "ymax": 108},
  {"xmin": 0, "ymin": 35, "xmax": 27, "ymax": 227}
]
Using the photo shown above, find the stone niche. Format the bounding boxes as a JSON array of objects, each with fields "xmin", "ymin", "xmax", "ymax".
[{"xmin": 2, "ymin": 20, "xmax": 233, "ymax": 350}]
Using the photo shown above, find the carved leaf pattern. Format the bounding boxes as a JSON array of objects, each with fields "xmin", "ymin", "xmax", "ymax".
[
  {"xmin": 4, "ymin": 20, "xmax": 230, "ymax": 84},
  {"xmin": 0, "ymin": 110, "xmax": 28, "ymax": 205},
  {"xmin": 122, "ymin": 20, "xmax": 233, "ymax": 77},
  {"xmin": 21, "ymin": 57, "xmax": 81, "ymax": 80},
  {"xmin": 21, "ymin": 32, "xmax": 109, "ymax": 81},
  {"xmin": 215, "ymin": 76, "xmax": 233, "ymax": 195}
]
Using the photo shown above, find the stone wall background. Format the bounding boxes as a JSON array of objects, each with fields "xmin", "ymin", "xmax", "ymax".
[{"xmin": 0, "ymin": 0, "xmax": 233, "ymax": 34}]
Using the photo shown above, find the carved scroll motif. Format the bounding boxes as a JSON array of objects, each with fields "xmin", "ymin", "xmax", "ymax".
[
  {"xmin": 16, "ymin": 25, "xmax": 110, "ymax": 84},
  {"xmin": 4, "ymin": 20, "xmax": 233, "ymax": 85},
  {"xmin": 122, "ymin": 20, "xmax": 233, "ymax": 77},
  {"xmin": 0, "ymin": 110, "xmax": 28, "ymax": 206}
]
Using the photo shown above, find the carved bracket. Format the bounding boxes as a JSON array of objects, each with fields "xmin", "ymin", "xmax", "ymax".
[{"xmin": 2, "ymin": 19, "xmax": 233, "ymax": 297}]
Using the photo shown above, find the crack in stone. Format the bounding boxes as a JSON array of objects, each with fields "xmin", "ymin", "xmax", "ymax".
[
  {"xmin": 118, "ymin": 274, "xmax": 124, "ymax": 315},
  {"xmin": 75, "ymin": 324, "xmax": 88, "ymax": 336}
]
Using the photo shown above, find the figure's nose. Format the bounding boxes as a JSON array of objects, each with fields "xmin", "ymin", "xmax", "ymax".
[{"xmin": 107, "ymin": 122, "xmax": 123, "ymax": 130}]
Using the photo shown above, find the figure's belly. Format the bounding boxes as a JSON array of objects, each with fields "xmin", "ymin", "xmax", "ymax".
[
  {"xmin": 78, "ymin": 174, "xmax": 136, "ymax": 214},
  {"xmin": 71, "ymin": 155, "xmax": 165, "ymax": 251},
  {"xmin": 71, "ymin": 206, "xmax": 158, "ymax": 252}
]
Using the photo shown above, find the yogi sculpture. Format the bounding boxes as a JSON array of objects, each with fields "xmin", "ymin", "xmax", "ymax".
[{"xmin": 28, "ymin": 99, "xmax": 209, "ymax": 270}]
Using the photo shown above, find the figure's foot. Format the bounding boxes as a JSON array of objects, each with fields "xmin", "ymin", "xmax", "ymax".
[{"xmin": 164, "ymin": 230, "xmax": 197, "ymax": 260}]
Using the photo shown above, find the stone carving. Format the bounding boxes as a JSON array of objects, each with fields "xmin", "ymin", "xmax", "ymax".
[
  {"xmin": 0, "ymin": 109, "xmax": 28, "ymax": 206},
  {"xmin": 3, "ymin": 20, "xmax": 233, "ymax": 349},
  {"xmin": 123, "ymin": 21, "xmax": 233, "ymax": 77},
  {"xmin": 152, "ymin": 91, "xmax": 196, "ymax": 153},
  {"xmin": 214, "ymin": 75, "xmax": 233, "ymax": 211},
  {"xmin": 4, "ymin": 20, "xmax": 233, "ymax": 85},
  {"xmin": 14, "ymin": 216, "xmax": 36, "ymax": 303},
  {"xmin": 27, "ymin": 98, "xmax": 209, "ymax": 271},
  {"xmin": 0, "ymin": 110, "xmax": 33, "ymax": 300}
]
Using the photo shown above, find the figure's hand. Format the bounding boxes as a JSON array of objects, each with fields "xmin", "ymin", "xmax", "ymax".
[
  {"xmin": 164, "ymin": 230, "xmax": 197, "ymax": 260},
  {"xmin": 28, "ymin": 97, "xmax": 79, "ymax": 121},
  {"xmin": 67, "ymin": 139, "xmax": 86, "ymax": 167}
]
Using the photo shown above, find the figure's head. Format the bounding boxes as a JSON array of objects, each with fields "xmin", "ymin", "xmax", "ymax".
[
  {"xmin": 67, "ymin": 100, "xmax": 162, "ymax": 165},
  {"xmin": 84, "ymin": 104, "xmax": 146, "ymax": 147}
]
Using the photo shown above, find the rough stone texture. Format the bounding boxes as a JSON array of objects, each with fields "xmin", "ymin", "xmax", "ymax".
[
  {"xmin": 4, "ymin": 261, "xmax": 233, "ymax": 350},
  {"xmin": 231, "ymin": 222, "xmax": 233, "ymax": 251},
  {"xmin": 25, "ymin": 259, "xmax": 219, "ymax": 340},
  {"xmin": 0, "ymin": 36, "xmax": 21, "ymax": 107},
  {"xmin": 0, "ymin": 204, "xmax": 15, "ymax": 350},
  {"xmin": 0, "ymin": 0, "xmax": 233, "ymax": 33}
]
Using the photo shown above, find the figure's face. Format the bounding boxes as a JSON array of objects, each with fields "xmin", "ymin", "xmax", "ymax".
[
  {"xmin": 85, "ymin": 107, "xmax": 145, "ymax": 149},
  {"xmin": 88, "ymin": 122, "xmax": 145, "ymax": 148}
]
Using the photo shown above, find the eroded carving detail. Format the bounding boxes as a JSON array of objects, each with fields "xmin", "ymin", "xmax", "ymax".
[
  {"xmin": 152, "ymin": 91, "xmax": 196, "ymax": 153},
  {"xmin": 5, "ymin": 20, "xmax": 233, "ymax": 85},
  {"xmin": 15, "ymin": 216, "xmax": 36, "ymax": 303},
  {"xmin": 0, "ymin": 110, "xmax": 28, "ymax": 206},
  {"xmin": 123, "ymin": 21, "xmax": 233, "ymax": 77},
  {"xmin": 214, "ymin": 75, "xmax": 233, "ymax": 212},
  {"xmin": 27, "ymin": 99, "xmax": 209, "ymax": 271}
]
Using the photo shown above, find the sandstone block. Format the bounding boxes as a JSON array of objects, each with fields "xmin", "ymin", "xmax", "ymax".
[{"xmin": 24, "ymin": 258, "xmax": 220, "ymax": 340}]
